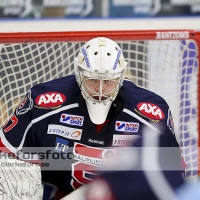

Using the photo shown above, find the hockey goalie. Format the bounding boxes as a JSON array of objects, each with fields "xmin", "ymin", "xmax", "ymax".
[{"xmin": 0, "ymin": 36, "xmax": 182, "ymax": 199}]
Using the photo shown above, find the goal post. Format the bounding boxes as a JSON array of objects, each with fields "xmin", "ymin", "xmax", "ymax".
[{"xmin": 0, "ymin": 30, "xmax": 200, "ymax": 180}]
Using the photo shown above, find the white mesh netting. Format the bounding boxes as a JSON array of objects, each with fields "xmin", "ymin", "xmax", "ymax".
[{"xmin": 0, "ymin": 39, "xmax": 199, "ymax": 179}]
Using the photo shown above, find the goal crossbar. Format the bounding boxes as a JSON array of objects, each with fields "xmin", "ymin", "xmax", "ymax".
[{"xmin": 0, "ymin": 29, "xmax": 199, "ymax": 43}]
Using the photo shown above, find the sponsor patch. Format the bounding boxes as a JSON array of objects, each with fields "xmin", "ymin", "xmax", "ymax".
[
  {"xmin": 16, "ymin": 91, "xmax": 33, "ymax": 115},
  {"xmin": 35, "ymin": 92, "xmax": 66, "ymax": 108},
  {"xmin": 112, "ymin": 135, "xmax": 140, "ymax": 146},
  {"xmin": 115, "ymin": 121, "xmax": 139, "ymax": 132},
  {"xmin": 55, "ymin": 137, "xmax": 69, "ymax": 156},
  {"xmin": 47, "ymin": 124, "xmax": 82, "ymax": 141},
  {"xmin": 135, "ymin": 102, "xmax": 165, "ymax": 121},
  {"xmin": 167, "ymin": 109, "xmax": 175, "ymax": 135},
  {"xmin": 60, "ymin": 114, "xmax": 84, "ymax": 126},
  {"xmin": 73, "ymin": 142, "xmax": 115, "ymax": 165}
]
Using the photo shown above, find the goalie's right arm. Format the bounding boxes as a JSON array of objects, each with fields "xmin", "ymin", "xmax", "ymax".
[{"xmin": 0, "ymin": 153, "xmax": 43, "ymax": 200}]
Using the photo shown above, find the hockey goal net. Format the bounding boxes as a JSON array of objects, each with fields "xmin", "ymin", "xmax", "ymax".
[{"xmin": 0, "ymin": 30, "xmax": 200, "ymax": 179}]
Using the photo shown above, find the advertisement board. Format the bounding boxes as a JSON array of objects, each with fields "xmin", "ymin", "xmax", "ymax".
[
  {"xmin": 109, "ymin": 0, "xmax": 200, "ymax": 17},
  {"xmin": 0, "ymin": 0, "xmax": 97, "ymax": 18},
  {"xmin": 0, "ymin": 0, "xmax": 200, "ymax": 19}
]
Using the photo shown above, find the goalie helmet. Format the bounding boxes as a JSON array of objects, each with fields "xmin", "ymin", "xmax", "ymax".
[{"xmin": 74, "ymin": 37, "xmax": 127, "ymax": 124}]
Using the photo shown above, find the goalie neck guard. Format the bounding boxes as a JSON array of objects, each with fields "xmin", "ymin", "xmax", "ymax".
[{"xmin": 74, "ymin": 37, "xmax": 127, "ymax": 124}]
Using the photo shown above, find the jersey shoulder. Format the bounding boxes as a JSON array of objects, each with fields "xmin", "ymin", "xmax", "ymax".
[
  {"xmin": 29, "ymin": 75, "xmax": 79, "ymax": 109},
  {"xmin": 122, "ymin": 79, "xmax": 168, "ymax": 105},
  {"xmin": 122, "ymin": 79, "xmax": 170, "ymax": 122},
  {"xmin": 31, "ymin": 75, "xmax": 78, "ymax": 92}
]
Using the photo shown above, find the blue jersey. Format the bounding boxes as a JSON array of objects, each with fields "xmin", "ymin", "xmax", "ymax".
[{"xmin": 0, "ymin": 75, "xmax": 179, "ymax": 199}]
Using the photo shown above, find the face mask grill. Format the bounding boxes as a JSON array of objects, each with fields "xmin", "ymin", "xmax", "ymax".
[
  {"xmin": 78, "ymin": 69, "xmax": 125, "ymax": 105},
  {"xmin": 83, "ymin": 77, "xmax": 120, "ymax": 103}
]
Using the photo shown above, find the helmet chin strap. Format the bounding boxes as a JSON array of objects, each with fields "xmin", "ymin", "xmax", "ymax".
[{"xmin": 85, "ymin": 98, "xmax": 112, "ymax": 124}]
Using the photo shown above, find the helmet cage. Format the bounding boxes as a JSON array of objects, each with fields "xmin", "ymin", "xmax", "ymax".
[{"xmin": 77, "ymin": 67, "xmax": 125, "ymax": 105}]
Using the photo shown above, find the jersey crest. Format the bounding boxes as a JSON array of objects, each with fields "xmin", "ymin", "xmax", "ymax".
[
  {"xmin": 167, "ymin": 109, "xmax": 175, "ymax": 135},
  {"xmin": 16, "ymin": 91, "xmax": 33, "ymax": 115}
]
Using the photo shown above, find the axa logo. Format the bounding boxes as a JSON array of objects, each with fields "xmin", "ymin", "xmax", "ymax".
[
  {"xmin": 35, "ymin": 92, "xmax": 66, "ymax": 108},
  {"xmin": 135, "ymin": 102, "xmax": 165, "ymax": 121}
]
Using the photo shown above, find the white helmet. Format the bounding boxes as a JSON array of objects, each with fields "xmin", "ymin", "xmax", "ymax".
[{"xmin": 74, "ymin": 37, "xmax": 127, "ymax": 124}]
